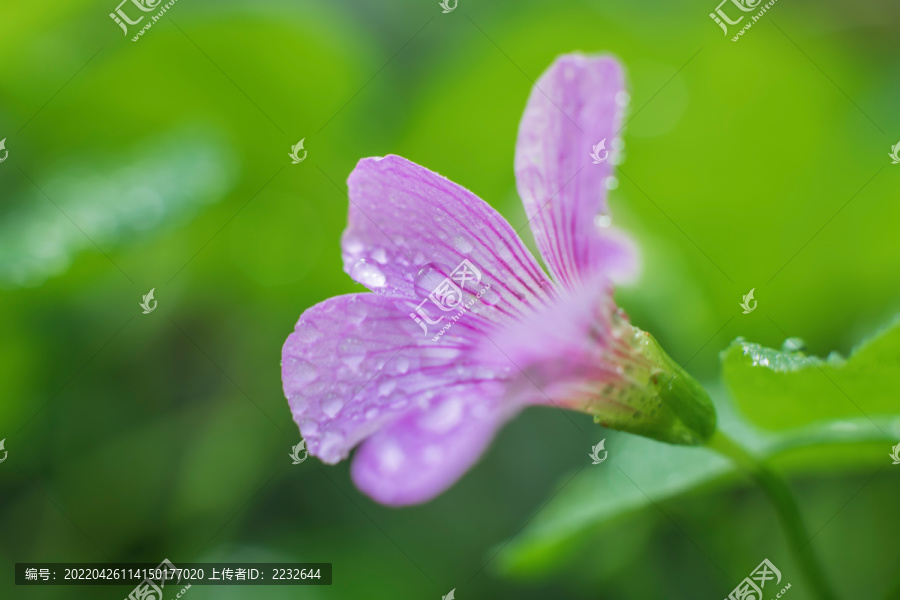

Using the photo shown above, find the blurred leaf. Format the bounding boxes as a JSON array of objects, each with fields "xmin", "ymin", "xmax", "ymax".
[
  {"xmin": 496, "ymin": 426, "xmax": 733, "ymax": 577},
  {"xmin": 497, "ymin": 375, "xmax": 900, "ymax": 578},
  {"xmin": 722, "ymin": 319, "xmax": 900, "ymax": 430},
  {"xmin": 0, "ymin": 128, "xmax": 237, "ymax": 288}
]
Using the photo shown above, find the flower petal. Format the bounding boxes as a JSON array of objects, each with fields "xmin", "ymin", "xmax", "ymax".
[
  {"xmin": 282, "ymin": 292, "xmax": 511, "ymax": 465},
  {"xmin": 342, "ymin": 155, "xmax": 555, "ymax": 321},
  {"xmin": 515, "ymin": 54, "xmax": 638, "ymax": 288},
  {"xmin": 351, "ymin": 387, "xmax": 515, "ymax": 506},
  {"xmin": 475, "ymin": 277, "xmax": 715, "ymax": 445},
  {"xmin": 474, "ymin": 276, "xmax": 621, "ymax": 406}
]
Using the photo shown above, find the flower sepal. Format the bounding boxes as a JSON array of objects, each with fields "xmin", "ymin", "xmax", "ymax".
[{"xmin": 588, "ymin": 316, "xmax": 717, "ymax": 446}]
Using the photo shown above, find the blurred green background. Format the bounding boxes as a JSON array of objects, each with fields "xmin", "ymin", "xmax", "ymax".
[{"xmin": 1, "ymin": 0, "xmax": 898, "ymax": 598}]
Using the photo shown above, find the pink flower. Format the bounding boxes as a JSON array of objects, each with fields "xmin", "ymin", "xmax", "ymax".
[{"xmin": 282, "ymin": 54, "xmax": 714, "ymax": 506}]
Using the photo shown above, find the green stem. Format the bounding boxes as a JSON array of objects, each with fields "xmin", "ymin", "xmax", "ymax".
[{"xmin": 707, "ymin": 430, "xmax": 839, "ymax": 600}]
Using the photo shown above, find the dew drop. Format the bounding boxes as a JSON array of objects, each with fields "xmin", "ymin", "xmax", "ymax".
[
  {"xmin": 394, "ymin": 356, "xmax": 410, "ymax": 374},
  {"xmin": 322, "ymin": 396, "xmax": 344, "ymax": 418},
  {"xmin": 318, "ymin": 431, "xmax": 344, "ymax": 458},
  {"xmin": 474, "ymin": 364, "xmax": 499, "ymax": 379},
  {"xmin": 351, "ymin": 259, "xmax": 386, "ymax": 288},
  {"xmin": 782, "ymin": 337, "xmax": 807, "ymax": 352},
  {"xmin": 294, "ymin": 323, "xmax": 323, "ymax": 345},
  {"xmin": 414, "ymin": 264, "xmax": 446, "ymax": 296},
  {"xmin": 594, "ymin": 214, "xmax": 612, "ymax": 228},
  {"xmin": 378, "ymin": 379, "xmax": 397, "ymax": 396},
  {"xmin": 344, "ymin": 235, "xmax": 365, "ymax": 256},
  {"xmin": 372, "ymin": 247, "xmax": 388, "ymax": 264},
  {"xmin": 604, "ymin": 177, "xmax": 619, "ymax": 190},
  {"xmin": 286, "ymin": 358, "xmax": 318, "ymax": 385},
  {"xmin": 419, "ymin": 399, "xmax": 463, "ymax": 432},
  {"xmin": 299, "ymin": 420, "xmax": 319, "ymax": 437},
  {"xmin": 339, "ymin": 338, "xmax": 367, "ymax": 369},
  {"xmin": 615, "ymin": 90, "xmax": 631, "ymax": 107},
  {"xmin": 453, "ymin": 235, "xmax": 473, "ymax": 254}
]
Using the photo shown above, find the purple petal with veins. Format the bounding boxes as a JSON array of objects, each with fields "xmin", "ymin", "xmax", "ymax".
[{"xmin": 282, "ymin": 53, "xmax": 714, "ymax": 506}]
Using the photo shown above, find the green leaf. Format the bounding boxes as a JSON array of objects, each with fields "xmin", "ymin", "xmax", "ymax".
[
  {"xmin": 0, "ymin": 128, "xmax": 237, "ymax": 289},
  {"xmin": 496, "ymin": 427, "xmax": 733, "ymax": 577},
  {"xmin": 495, "ymin": 319, "xmax": 900, "ymax": 579},
  {"xmin": 496, "ymin": 353, "xmax": 900, "ymax": 579},
  {"xmin": 722, "ymin": 320, "xmax": 900, "ymax": 430}
]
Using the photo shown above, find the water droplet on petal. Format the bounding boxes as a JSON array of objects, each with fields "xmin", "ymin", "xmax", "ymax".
[
  {"xmin": 322, "ymin": 395, "xmax": 344, "ymax": 418},
  {"xmin": 378, "ymin": 379, "xmax": 397, "ymax": 396},
  {"xmin": 419, "ymin": 398, "xmax": 463, "ymax": 432},
  {"xmin": 394, "ymin": 356, "xmax": 410, "ymax": 374},
  {"xmin": 344, "ymin": 235, "xmax": 365, "ymax": 256},
  {"xmin": 351, "ymin": 259, "xmax": 386, "ymax": 288},
  {"xmin": 615, "ymin": 90, "xmax": 630, "ymax": 107},
  {"xmin": 372, "ymin": 248, "xmax": 388, "ymax": 264},
  {"xmin": 414, "ymin": 264, "xmax": 446, "ymax": 296},
  {"xmin": 452, "ymin": 235, "xmax": 473, "ymax": 254},
  {"xmin": 594, "ymin": 214, "xmax": 612, "ymax": 228},
  {"xmin": 339, "ymin": 337, "xmax": 367, "ymax": 369},
  {"xmin": 299, "ymin": 420, "xmax": 319, "ymax": 437},
  {"xmin": 604, "ymin": 177, "xmax": 619, "ymax": 190},
  {"xmin": 285, "ymin": 358, "xmax": 318, "ymax": 386},
  {"xmin": 474, "ymin": 364, "xmax": 499, "ymax": 379},
  {"xmin": 318, "ymin": 431, "xmax": 344, "ymax": 458},
  {"xmin": 294, "ymin": 323, "xmax": 323, "ymax": 345}
]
